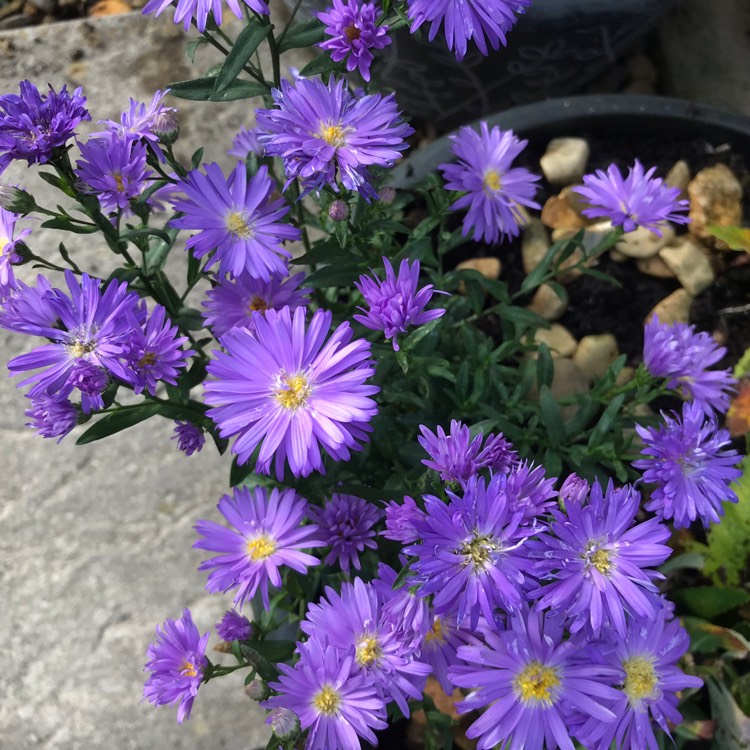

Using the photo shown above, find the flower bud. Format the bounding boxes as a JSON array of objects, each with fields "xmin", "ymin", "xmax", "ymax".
[
  {"xmin": 378, "ymin": 186, "xmax": 396, "ymax": 205},
  {"xmin": 244, "ymin": 678, "xmax": 270, "ymax": 701},
  {"xmin": 266, "ymin": 707, "xmax": 300, "ymax": 741},
  {"xmin": 328, "ymin": 200, "xmax": 349, "ymax": 222},
  {"xmin": 152, "ymin": 109, "xmax": 180, "ymax": 144},
  {"xmin": 558, "ymin": 473, "xmax": 590, "ymax": 508},
  {"xmin": 0, "ymin": 185, "xmax": 37, "ymax": 215}
]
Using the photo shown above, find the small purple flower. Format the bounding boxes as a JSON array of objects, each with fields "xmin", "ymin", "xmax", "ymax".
[
  {"xmin": 96, "ymin": 89, "xmax": 176, "ymax": 144},
  {"xmin": 256, "ymin": 76, "xmax": 413, "ymax": 197},
  {"xmin": 202, "ymin": 270, "xmax": 310, "ymax": 340},
  {"xmin": 0, "ymin": 275, "xmax": 59, "ymax": 335},
  {"xmin": 504, "ymin": 460, "xmax": 558, "ymax": 521},
  {"xmin": 353, "ymin": 257, "xmax": 446, "ymax": 351},
  {"xmin": 194, "ymin": 485, "xmax": 324, "ymax": 609},
  {"xmin": 170, "ymin": 163, "xmax": 298, "ymax": 281},
  {"xmin": 643, "ymin": 316, "xmax": 735, "ymax": 415},
  {"xmin": 265, "ymin": 707, "xmax": 300, "ymax": 740},
  {"xmin": 264, "ymin": 639, "xmax": 387, "ymax": 750},
  {"xmin": 419, "ymin": 612, "xmax": 480, "ymax": 695},
  {"xmin": 215, "ymin": 609, "xmax": 253, "ymax": 642},
  {"xmin": 558, "ymin": 473, "xmax": 590, "ymax": 506},
  {"xmin": 227, "ymin": 126, "xmax": 265, "ymax": 160},
  {"xmin": 374, "ymin": 562, "xmax": 431, "ymax": 645},
  {"xmin": 441, "ymin": 123, "xmax": 540, "ymax": 245},
  {"xmin": 574, "ymin": 160, "xmax": 690, "ymax": 235},
  {"xmin": 142, "ymin": 0, "xmax": 268, "ymax": 32},
  {"xmin": 172, "ymin": 420, "xmax": 205, "ymax": 456},
  {"xmin": 65, "ymin": 360, "xmax": 108, "ymax": 413},
  {"xmin": 0, "ymin": 206, "xmax": 31, "ymax": 294},
  {"xmin": 75, "ymin": 133, "xmax": 153, "ymax": 213},
  {"xmin": 318, "ymin": 0, "xmax": 391, "ymax": 82},
  {"xmin": 143, "ymin": 608, "xmax": 209, "ymax": 724},
  {"xmin": 406, "ymin": 0, "xmax": 530, "ymax": 61},
  {"xmin": 382, "ymin": 495, "xmax": 422, "ymax": 543},
  {"xmin": 204, "ymin": 306, "xmax": 379, "ymax": 479},
  {"xmin": 24, "ymin": 392, "xmax": 78, "ymax": 442},
  {"xmin": 307, "ymin": 493, "xmax": 383, "ymax": 573},
  {"xmin": 418, "ymin": 419, "xmax": 517, "ymax": 484},
  {"xmin": 0, "ymin": 80, "xmax": 90, "ymax": 173},
  {"xmin": 633, "ymin": 400, "xmax": 743, "ymax": 528}
]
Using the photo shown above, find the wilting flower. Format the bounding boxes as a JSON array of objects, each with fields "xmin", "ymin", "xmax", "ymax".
[
  {"xmin": 418, "ymin": 419, "xmax": 516, "ymax": 484},
  {"xmin": 194, "ymin": 485, "xmax": 324, "ymax": 609},
  {"xmin": 264, "ymin": 639, "xmax": 387, "ymax": 749},
  {"xmin": 227, "ymin": 126, "xmax": 265, "ymax": 160},
  {"xmin": 142, "ymin": 0, "xmax": 268, "ymax": 32},
  {"xmin": 143, "ymin": 608, "xmax": 209, "ymax": 723},
  {"xmin": 24, "ymin": 392, "xmax": 78, "ymax": 442},
  {"xmin": 96, "ymin": 89, "xmax": 176, "ymax": 144},
  {"xmin": 202, "ymin": 270, "xmax": 310, "ymax": 340},
  {"xmin": 382, "ymin": 495, "xmax": 422, "ymax": 543},
  {"xmin": 0, "ymin": 80, "xmax": 90, "ymax": 173},
  {"xmin": 354, "ymin": 257, "xmax": 446, "ymax": 350},
  {"xmin": 318, "ymin": 0, "xmax": 391, "ymax": 82},
  {"xmin": 170, "ymin": 162, "xmax": 299, "ymax": 281},
  {"xmin": 172, "ymin": 420, "xmax": 205, "ymax": 456},
  {"xmin": 440, "ymin": 123, "xmax": 540, "ymax": 244},
  {"xmin": 256, "ymin": 76, "xmax": 413, "ymax": 197},
  {"xmin": 204, "ymin": 306, "xmax": 379, "ymax": 479},
  {"xmin": 574, "ymin": 160, "xmax": 690, "ymax": 234},
  {"xmin": 643, "ymin": 316, "xmax": 735, "ymax": 415},
  {"xmin": 0, "ymin": 206, "xmax": 31, "ymax": 293},
  {"xmin": 406, "ymin": 0, "xmax": 530, "ymax": 61},
  {"xmin": 307, "ymin": 493, "xmax": 383, "ymax": 572},
  {"xmin": 215, "ymin": 609, "xmax": 253, "ymax": 642},
  {"xmin": 633, "ymin": 400, "xmax": 742, "ymax": 528}
]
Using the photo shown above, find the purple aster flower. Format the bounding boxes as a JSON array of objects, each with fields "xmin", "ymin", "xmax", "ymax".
[
  {"xmin": 6, "ymin": 271, "xmax": 143, "ymax": 397},
  {"xmin": 300, "ymin": 578, "xmax": 431, "ymax": 715},
  {"xmin": 530, "ymin": 480, "xmax": 671, "ymax": 639},
  {"xmin": 633, "ymin": 400, "xmax": 742, "ymax": 528},
  {"xmin": 581, "ymin": 610, "xmax": 703, "ymax": 750},
  {"xmin": 0, "ymin": 206, "xmax": 31, "ymax": 294},
  {"xmin": 96, "ymin": 89, "xmax": 176, "ymax": 144},
  {"xmin": 172, "ymin": 420, "xmax": 205, "ymax": 456},
  {"xmin": 204, "ymin": 306, "xmax": 379, "ymax": 479},
  {"xmin": 227, "ymin": 126, "xmax": 265, "ymax": 160},
  {"xmin": 142, "ymin": 0, "xmax": 268, "ymax": 32},
  {"xmin": 215, "ymin": 609, "xmax": 253, "ymax": 642},
  {"xmin": 264, "ymin": 639, "xmax": 387, "ymax": 750},
  {"xmin": 194, "ymin": 485, "xmax": 324, "ymax": 609},
  {"xmin": 406, "ymin": 0, "xmax": 530, "ymax": 61},
  {"xmin": 574, "ymin": 160, "xmax": 690, "ymax": 235},
  {"xmin": 64, "ymin": 360, "xmax": 108, "ymax": 413},
  {"xmin": 202, "ymin": 270, "xmax": 310, "ymax": 340},
  {"xmin": 504, "ymin": 460, "xmax": 558, "ymax": 522},
  {"xmin": 0, "ymin": 80, "xmax": 90, "ymax": 173},
  {"xmin": 143, "ymin": 608, "xmax": 209, "ymax": 724},
  {"xmin": 121, "ymin": 304, "xmax": 192, "ymax": 396},
  {"xmin": 373, "ymin": 563, "xmax": 431, "ymax": 646},
  {"xmin": 24, "ymin": 392, "xmax": 78, "ymax": 442},
  {"xmin": 450, "ymin": 606, "xmax": 619, "ymax": 750},
  {"xmin": 307, "ymin": 493, "xmax": 383, "ymax": 573},
  {"xmin": 75, "ymin": 133, "xmax": 153, "ymax": 213},
  {"xmin": 0, "ymin": 275, "xmax": 59, "ymax": 336},
  {"xmin": 318, "ymin": 0, "xmax": 391, "ymax": 82},
  {"xmin": 558, "ymin": 473, "xmax": 590, "ymax": 506},
  {"xmin": 256, "ymin": 76, "xmax": 413, "ymax": 197},
  {"xmin": 643, "ymin": 316, "xmax": 736, "ymax": 415},
  {"xmin": 441, "ymin": 123, "xmax": 540, "ymax": 245},
  {"xmin": 418, "ymin": 419, "xmax": 517, "ymax": 484},
  {"xmin": 170, "ymin": 162, "xmax": 298, "ymax": 281},
  {"xmin": 405, "ymin": 474, "xmax": 534, "ymax": 629},
  {"xmin": 382, "ymin": 494, "xmax": 422, "ymax": 543},
  {"xmin": 353, "ymin": 257, "xmax": 446, "ymax": 350}
]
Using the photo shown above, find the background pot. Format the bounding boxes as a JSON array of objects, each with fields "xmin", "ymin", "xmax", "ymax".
[{"xmin": 286, "ymin": 0, "xmax": 684, "ymax": 128}]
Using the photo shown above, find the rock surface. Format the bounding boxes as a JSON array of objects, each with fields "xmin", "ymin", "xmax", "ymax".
[
  {"xmin": 616, "ymin": 224, "xmax": 676, "ymax": 259},
  {"xmin": 659, "ymin": 237, "xmax": 716, "ymax": 295},
  {"xmin": 521, "ymin": 218, "xmax": 551, "ymax": 274},
  {"xmin": 688, "ymin": 164, "xmax": 744, "ymax": 243},
  {"xmin": 572, "ymin": 334, "xmax": 620, "ymax": 381},
  {"xmin": 539, "ymin": 138, "xmax": 590, "ymax": 186},
  {"xmin": 532, "ymin": 324, "xmax": 577, "ymax": 358},
  {"xmin": 527, "ymin": 283, "xmax": 567, "ymax": 321},
  {"xmin": 648, "ymin": 288, "xmax": 694, "ymax": 325},
  {"xmin": 456, "ymin": 257, "xmax": 502, "ymax": 280}
]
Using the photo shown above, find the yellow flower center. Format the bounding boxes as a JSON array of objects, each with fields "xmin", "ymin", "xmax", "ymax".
[
  {"xmin": 113, "ymin": 173, "xmax": 125, "ymax": 193},
  {"xmin": 0, "ymin": 237, "xmax": 9, "ymax": 256},
  {"xmin": 248, "ymin": 295, "xmax": 269, "ymax": 313},
  {"xmin": 424, "ymin": 617, "xmax": 446, "ymax": 645},
  {"xmin": 68, "ymin": 340, "xmax": 96, "ymax": 359},
  {"xmin": 355, "ymin": 635, "xmax": 382, "ymax": 667},
  {"xmin": 590, "ymin": 548, "xmax": 612, "ymax": 575},
  {"xmin": 138, "ymin": 352, "xmax": 157, "ymax": 368},
  {"xmin": 274, "ymin": 372, "xmax": 312, "ymax": 411},
  {"xmin": 318, "ymin": 122, "xmax": 349, "ymax": 148},
  {"xmin": 622, "ymin": 656, "xmax": 658, "ymax": 705},
  {"xmin": 180, "ymin": 660, "xmax": 199, "ymax": 678},
  {"xmin": 483, "ymin": 169, "xmax": 502, "ymax": 192},
  {"xmin": 514, "ymin": 661, "xmax": 560, "ymax": 706},
  {"xmin": 226, "ymin": 211, "xmax": 254, "ymax": 239},
  {"xmin": 313, "ymin": 684, "xmax": 341, "ymax": 716},
  {"xmin": 459, "ymin": 532, "xmax": 499, "ymax": 571},
  {"xmin": 246, "ymin": 534, "xmax": 277, "ymax": 561}
]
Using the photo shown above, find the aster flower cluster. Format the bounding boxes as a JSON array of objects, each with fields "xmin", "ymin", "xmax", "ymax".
[{"xmin": 0, "ymin": 205, "xmax": 31, "ymax": 295}]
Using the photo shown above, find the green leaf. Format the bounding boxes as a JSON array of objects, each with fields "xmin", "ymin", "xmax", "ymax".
[
  {"xmin": 40, "ymin": 218, "xmax": 98, "ymax": 234},
  {"xmin": 395, "ymin": 349, "xmax": 409, "ymax": 374},
  {"xmin": 185, "ymin": 37, "xmax": 209, "ymax": 63},
  {"xmin": 671, "ymin": 586, "xmax": 750, "ymax": 619},
  {"xmin": 402, "ymin": 318, "xmax": 442, "ymax": 352},
  {"xmin": 168, "ymin": 77, "xmax": 269, "ymax": 102},
  {"xmin": 535, "ymin": 344, "xmax": 554, "ymax": 388},
  {"xmin": 278, "ymin": 18, "xmax": 325, "ymax": 52},
  {"xmin": 240, "ymin": 640, "xmax": 295, "ymax": 681},
  {"xmin": 120, "ymin": 227, "xmax": 173, "ymax": 245},
  {"xmin": 587, "ymin": 394, "xmax": 625, "ymax": 449},
  {"xmin": 297, "ymin": 54, "xmax": 345, "ymax": 78},
  {"xmin": 215, "ymin": 24, "xmax": 272, "ymax": 92},
  {"xmin": 304, "ymin": 262, "xmax": 365, "ymax": 288},
  {"xmin": 708, "ymin": 225, "xmax": 750, "ymax": 252},
  {"xmin": 174, "ymin": 307, "xmax": 206, "ymax": 331},
  {"xmin": 539, "ymin": 385, "xmax": 566, "ymax": 444},
  {"xmin": 708, "ymin": 678, "xmax": 750, "ymax": 749},
  {"xmin": 76, "ymin": 403, "xmax": 175, "ymax": 444}
]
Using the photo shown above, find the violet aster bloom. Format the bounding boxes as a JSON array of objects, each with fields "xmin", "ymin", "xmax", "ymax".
[
  {"xmin": 215, "ymin": 609, "xmax": 253, "ymax": 642},
  {"xmin": 441, "ymin": 123, "xmax": 540, "ymax": 245},
  {"xmin": 574, "ymin": 160, "xmax": 690, "ymax": 235},
  {"xmin": 264, "ymin": 639, "xmax": 387, "ymax": 750},
  {"xmin": 318, "ymin": 0, "xmax": 391, "ymax": 82},
  {"xmin": 530, "ymin": 480, "xmax": 671, "ymax": 638},
  {"xmin": 450, "ymin": 606, "xmax": 619, "ymax": 750},
  {"xmin": 418, "ymin": 419, "xmax": 517, "ymax": 484},
  {"xmin": 64, "ymin": 360, "xmax": 108, "ymax": 413},
  {"xmin": 0, "ymin": 206, "xmax": 30, "ymax": 294},
  {"xmin": 25, "ymin": 392, "xmax": 78, "ymax": 442},
  {"xmin": 96, "ymin": 89, "xmax": 175, "ymax": 144},
  {"xmin": 504, "ymin": 460, "xmax": 558, "ymax": 522},
  {"xmin": 381, "ymin": 494, "xmax": 422, "ymax": 543},
  {"xmin": 307, "ymin": 493, "xmax": 383, "ymax": 573},
  {"xmin": 558, "ymin": 472, "xmax": 590, "ymax": 506},
  {"xmin": 227, "ymin": 126, "xmax": 265, "ymax": 160},
  {"xmin": 170, "ymin": 162, "xmax": 298, "ymax": 281},
  {"xmin": 204, "ymin": 306, "xmax": 379, "ymax": 479},
  {"xmin": 194, "ymin": 485, "xmax": 324, "ymax": 609},
  {"xmin": 142, "ymin": 0, "xmax": 268, "ymax": 32},
  {"xmin": 643, "ymin": 316, "xmax": 735, "ymax": 415},
  {"xmin": 0, "ymin": 275, "xmax": 59, "ymax": 336},
  {"xmin": 353, "ymin": 257, "xmax": 446, "ymax": 351},
  {"xmin": 202, "ymin": 270, "xmax": 310, "ymax": 340},
  {"xmin": 143, "ymin": 608, "xmax": 209, "ymax": 724},
  {"xmin": 633, "ymin": 400, "xmax": 742, "ymax": 528},
  {"xmin": 75, "ymin": 133, "xmax": 153, "ymax": 213},
  {"xmin": 373, "ymin": 562, "xmax": 431, "ymax": 646},
  {"xmin": 0, "ymin": 80, "xmax": 90, "ymax": 173},
  {"xmin": 256, "ymin": 76, "xmax": 413, "ymax": 197},
  {"xmin": 172, "ymin": 420, "xmax": 205, "ymax": 456}
]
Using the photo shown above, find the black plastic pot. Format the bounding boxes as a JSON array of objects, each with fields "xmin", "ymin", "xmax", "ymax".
[{"xmin": 285, "ymin": 0, "xmax": 684, "ymax": 128}]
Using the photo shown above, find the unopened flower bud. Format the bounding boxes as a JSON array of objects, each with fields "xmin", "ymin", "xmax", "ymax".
[
  {"xmin": 328, "ymin": 200, "xmax": 349, "ymax": 222},
  {"xmin": 378, "ymin": 186, "xmax": 396, "ymax": 205},
  {"xmin": 0, "ymin": 185, "xmax": 37, "ymax": 215},
  {"xmin": 558, "ymin": 473, "xmax": 590, "ymax": 508},
  {"xmin": 152, "ymin": 109, "xmax": 180, "ymax": 144},
  {"xmin": 244, "ymin": 677, "xmax": 270, "ymax": 701},
  {"xmin": 266, "ymin": 707, "xmax": 300, "ymax": 741}
]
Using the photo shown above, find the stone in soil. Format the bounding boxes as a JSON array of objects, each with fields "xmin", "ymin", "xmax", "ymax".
[
  {"xmin": 665, "ymin": 159, "xmax": 691, "ymax": 195},
  {"xmin": 540, "ymin": 138, "xmax": 590, "ymax": 186},
  {"xmin": 636, "ymin": 255, "xmax": 677, "ymax": 279},
  {"xmin": 456, "ymin": 257, "xmax": 502, "ymax": 280},
  {"xmin": 521, "ymin": 218, "xmax": 551, "ymax": 273},
  {"xmin": 541, "ymin": 193, "xmax": 587, "ymax": 232},
  {"xmin": 616, "ymin": 223, "xmax": 676, "ymax": 259},
  {"xmin": 648, "ymin": 288, "xmax": 694, "ymax": 324},
  {"xmin": 531, "ymin": 323, "xmax": 577, "ymax": 358},
  {"xmin": 659, "ymin": 237, "xmax": 716, "ymax": 295},
  {"xmin": 572, "ymin": 334, "xmax": 620, "ymax": 382},
  {"xmin": 527, "ymin": 283, "xmax": 567, "ymax": 321},
  {"xmin": 688, "ymin": 163, "xmax": 744, "ymax": 244}
]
